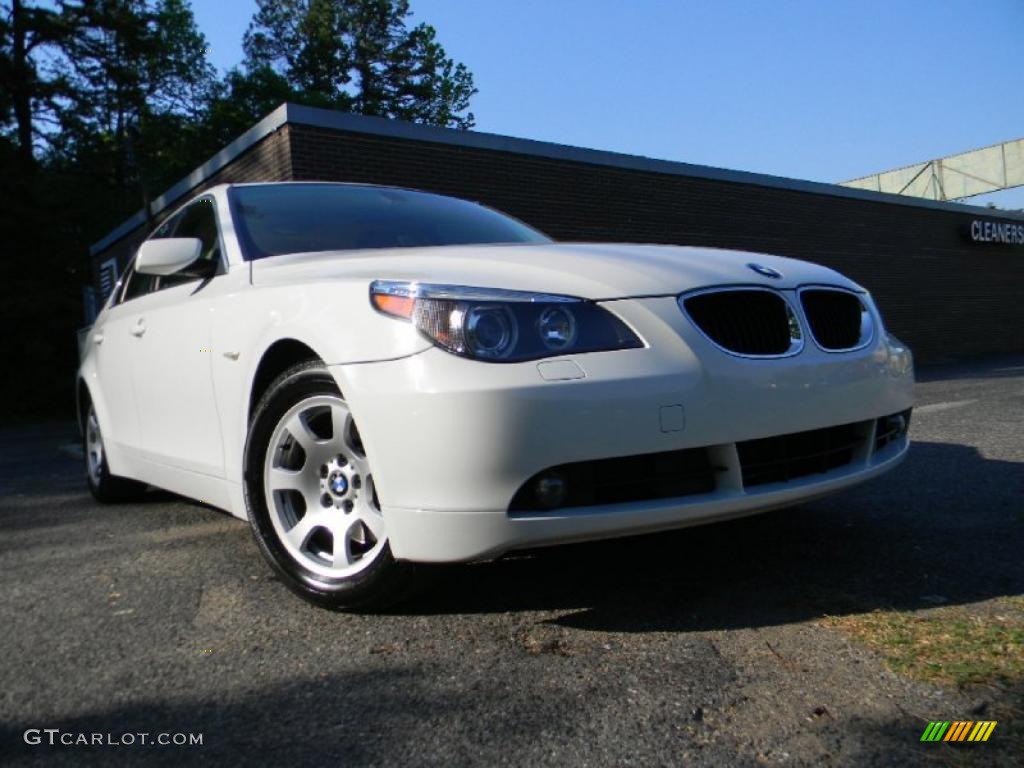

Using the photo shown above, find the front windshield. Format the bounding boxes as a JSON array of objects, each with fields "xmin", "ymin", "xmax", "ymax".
[{"xmin": 229, "ymin": 183, "xmax": 551, "ymax": 260}]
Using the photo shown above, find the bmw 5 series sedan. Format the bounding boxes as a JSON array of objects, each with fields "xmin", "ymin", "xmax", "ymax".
[{"xmin": 78, "ymin": 182, "xmax": 915, "ymax": 608}]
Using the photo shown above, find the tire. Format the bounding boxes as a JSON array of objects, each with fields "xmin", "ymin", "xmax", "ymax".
[
  {"xmin": 243, "ymin": 360, "xmax": 417, "ymax": 610},
  {"xmin": 84, "ymin": 402, "xmax": 148, "ymax": 503}
]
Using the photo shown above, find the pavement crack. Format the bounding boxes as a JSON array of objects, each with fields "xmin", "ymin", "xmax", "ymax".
[{"xmin": 764, "ymin": 640, "xmax": 799, "ymax": 673}]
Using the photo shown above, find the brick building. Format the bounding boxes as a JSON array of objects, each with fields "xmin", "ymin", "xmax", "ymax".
[{"xmin": 89, "ymin": 103, "xmax": 1024, "ymax": 362}]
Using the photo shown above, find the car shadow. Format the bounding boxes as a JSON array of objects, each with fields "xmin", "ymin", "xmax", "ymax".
[
  {"xmin": 3, "ymin": 666, "xmax": 1018, "ymax": 767},
  {"xmin": 3, "ymin": 426, "xmax": 1021, "ymax": 635},
  {"xmin": 394, "ymin": 440, "xmax": 1024, "ymax": 631}
]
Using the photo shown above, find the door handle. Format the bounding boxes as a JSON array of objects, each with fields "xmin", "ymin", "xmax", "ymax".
[
  {"xmin": 131, "ymin": 319, "xmax": 147, "ymax": 337},
  {"xmin": 93, "ymin": 332, "xmax": 104, "ymax": 345}
]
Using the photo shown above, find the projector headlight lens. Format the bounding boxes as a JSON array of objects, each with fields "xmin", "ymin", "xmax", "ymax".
[
  {"xmin": 466, "ymin": 305, "xmax": 518, "ymax": 359},
  {"xmin": 537, "ymin": 306, "xmax": 577, "ymax": 350},
  {"xmin": 370, "ymin": 281, "xmax": 642, "ymax": 362}
]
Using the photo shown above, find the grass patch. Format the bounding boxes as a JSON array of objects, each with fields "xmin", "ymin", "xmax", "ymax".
[{"xmin": 823, "ymin": 598, "xmax": 1024, "ymax": 688}]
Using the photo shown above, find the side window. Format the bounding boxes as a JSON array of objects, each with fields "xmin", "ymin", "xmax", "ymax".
[
  {"xmin": 150, "ymin": 216, "xmax": 178, "ymax": 239},
  {"xmin": 160, "ymin": 199, "xmax": 222, "ymax": 289},
  {"xmin": 120, "ymin": 263, "xmax": 158, "ymax": 303}
]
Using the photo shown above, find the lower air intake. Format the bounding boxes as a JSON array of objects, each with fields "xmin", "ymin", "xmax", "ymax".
[{"xmin": 737, "ymin": 422, "xmax": 865, "ymax": 487}]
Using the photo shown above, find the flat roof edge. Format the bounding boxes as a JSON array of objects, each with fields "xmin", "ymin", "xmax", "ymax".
[{"xmin": 90, "ymin": 102, "xmax": 1024, "ymax": 254}]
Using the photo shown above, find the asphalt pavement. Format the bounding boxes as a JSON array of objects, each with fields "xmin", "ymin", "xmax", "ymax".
[{"xmin": 1, "ymin": 355, "xmax": 1022, "ymax": 766}]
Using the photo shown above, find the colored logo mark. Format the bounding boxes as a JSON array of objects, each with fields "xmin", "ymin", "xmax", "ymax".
[{"xmin": 920, "ymin": 721, "xmax": 997, "ymax": 742}]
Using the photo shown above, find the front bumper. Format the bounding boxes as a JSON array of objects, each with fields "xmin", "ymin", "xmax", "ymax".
[{"xmin": 335, "ymin": 297, "xmax": 915, "ymax": 562}]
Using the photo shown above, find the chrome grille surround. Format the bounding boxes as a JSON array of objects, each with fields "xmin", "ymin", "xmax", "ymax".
[
  {"xmin": 797, "ymin": 286, "xmax": 875, "ymax": 353},
  {"xmin": 678, "ymin": 286, "xmax": 804, "ymax": 359}
]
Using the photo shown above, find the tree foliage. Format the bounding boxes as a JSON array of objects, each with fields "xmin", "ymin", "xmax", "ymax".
[
  {"xmin": 0, "ymin": 0, "xmax": 69, "ymax": 169},
  {"xmin": 49, "ymin": 1, "xmax": 217, "ymax": 205},
  {"xmin": 241, "ymin": 0, "xmax": 475, "ymax": 128}
]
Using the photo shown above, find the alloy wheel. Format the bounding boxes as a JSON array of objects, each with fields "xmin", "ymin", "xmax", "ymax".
[{"xmin": 263, "ymin": 395, "xmax": 386, "ymax": 579}]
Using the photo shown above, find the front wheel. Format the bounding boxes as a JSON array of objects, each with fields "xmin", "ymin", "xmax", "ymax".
[{"xmin": 244, "ymin": 361, "xmax": 415, "ymax": 610}]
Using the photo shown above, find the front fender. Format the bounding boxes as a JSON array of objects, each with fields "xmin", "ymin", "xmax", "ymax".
[{"xmin": 213, "ymin": 281, "xmax": 431, "ymax": 491}]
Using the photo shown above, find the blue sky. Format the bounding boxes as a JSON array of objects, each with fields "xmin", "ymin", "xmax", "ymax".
[{"xmin": 194, "ymin": 0, "xmax": 1024, "ymax": 207}]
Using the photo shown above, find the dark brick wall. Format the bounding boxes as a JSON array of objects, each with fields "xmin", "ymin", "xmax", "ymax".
[
  {"xmin": 93, "ymin": 119, "xmax": 1024, "ymax": 363},
  {"xmin": 290, "ymin": 125, "xmax": 1024, "ymax": 363}
]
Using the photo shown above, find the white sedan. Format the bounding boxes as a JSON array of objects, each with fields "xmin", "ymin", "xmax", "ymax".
[{"xmin": 79, "ymin": 182, "xmax": 915, "ymax": 608}]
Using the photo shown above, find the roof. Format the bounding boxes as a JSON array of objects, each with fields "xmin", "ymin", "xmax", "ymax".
[{"xmin": 90, "ymin": 102, "xmax": 1024, "ymax": 256}]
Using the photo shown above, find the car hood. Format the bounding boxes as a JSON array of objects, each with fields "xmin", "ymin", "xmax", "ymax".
[{"xmin": 249, "ymin": 242, "xmax": 864, "ymax": 299}]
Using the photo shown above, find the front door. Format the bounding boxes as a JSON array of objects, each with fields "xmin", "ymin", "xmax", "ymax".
[{"xmin": 129, "ymin": 198, "xmax": 227, "ymax": 477}]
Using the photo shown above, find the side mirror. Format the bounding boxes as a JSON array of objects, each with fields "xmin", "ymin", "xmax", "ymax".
[{"xmin": 135, "ymin": 238, "xmax": 202, "ymax": 276}]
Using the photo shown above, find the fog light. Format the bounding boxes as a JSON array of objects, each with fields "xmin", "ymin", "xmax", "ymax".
[
  {"xmin": 882, "ymin": 411, "xmax": 910, "ymax": 438},
  {"xmin": 534, "ymin": 472, "xmax": 568, "ymax": 509}
]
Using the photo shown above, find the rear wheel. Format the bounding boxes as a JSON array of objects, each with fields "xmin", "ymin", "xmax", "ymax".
[
  {"xmin": 84, "ymin": 403, "xmax": 148, "ymax": 502},
  {"xmin": 244, "ymin": 361, "xmax": 415, "ymax": 610}
]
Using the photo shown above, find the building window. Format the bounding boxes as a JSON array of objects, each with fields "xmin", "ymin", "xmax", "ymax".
[{"xmin": 98, "ymin": 258, "xmax": 119, "ymax": 302}]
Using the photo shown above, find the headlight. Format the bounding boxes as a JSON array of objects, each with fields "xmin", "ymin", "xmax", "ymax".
[{"xmin": 370, "ymin": 280, "xmax": 643, "ymax": 362}]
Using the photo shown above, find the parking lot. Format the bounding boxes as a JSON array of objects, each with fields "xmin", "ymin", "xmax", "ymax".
[{"xmin": 1, "ymin": 355, "xmax": 1022, "ymax": 767}]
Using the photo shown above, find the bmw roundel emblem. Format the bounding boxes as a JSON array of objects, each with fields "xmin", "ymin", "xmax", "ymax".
[
  {"xmin": 329, "ymin": 472, "xmax": 349, "ymax": 496},
  {"xmin": 747, "ymin": 263, "xmax": 783, "ymax": 279}
]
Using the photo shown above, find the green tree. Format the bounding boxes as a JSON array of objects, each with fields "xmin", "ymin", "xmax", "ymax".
[
  {"xmin": 0, "ymin": 0, "xmax": 69, "ymax": 173},
  {"xmin": 241, "ymin": 0, "xmax": 475, "ymax": 129},
  {"xmin": 201, "ymin": 64, "xmax": 297, "ymax": 148},
  {"xmin": 52, "ymin": 0, "xmax": 216, "ymax": 205}
]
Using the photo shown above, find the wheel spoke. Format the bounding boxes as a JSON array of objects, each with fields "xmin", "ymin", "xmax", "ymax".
[
  {"xmin": 330, "ymin": 405, "xmax": 351, "ymax": 449},
  {"xmin": 267, "ymin": 466, "xmax": 306, "ymax": 491},
  {"xmin": 355, "ymin": 506, "xmax": 385, "ymax": 541},
  {"xmin": 285, "ymin": 412, "xmax": 320, "ymax": 454},
  {"xmin": 267, "ymin": 466, "xmax": 323, "ymax": 516},
  {"xmin": 285, "ymin": 513, "xmax": 322, "ymax": 550},
  {"xmin": 339, "ymin": 415, "xmax": 366, "ymax": 459},
  {"xmin": 331, "ymin": 521, "xmax": 354, "ymax": 567},
  {"xmin": 350, "ymin": 454, "xmax": 371, "ymax": 479}
]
